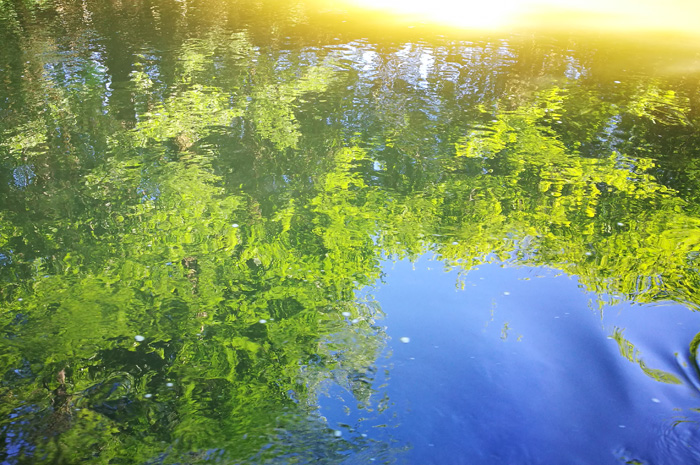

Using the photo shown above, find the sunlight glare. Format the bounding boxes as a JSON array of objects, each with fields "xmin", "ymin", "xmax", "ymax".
[
  {"xmin": 339, "ymin": 0, "xmax": 700, "ymax": 36},
  {"xmin": 348, "ymin": 0, "xmax": 520, "ymax": 29}
]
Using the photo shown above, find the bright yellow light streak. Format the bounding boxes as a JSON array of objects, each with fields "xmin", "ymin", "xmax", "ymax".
[
  {"xmin": 346, "ymin": 0, "xmax": 525, "ymax": 30},
  {"xmin": 337, "ymin": 0, "xmax": 700, "ymax": 36}
]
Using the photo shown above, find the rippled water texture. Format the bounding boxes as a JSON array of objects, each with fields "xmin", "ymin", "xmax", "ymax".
[{"xmin": 1, "ymin": 0, "xmax": 700, "ymax": 463}]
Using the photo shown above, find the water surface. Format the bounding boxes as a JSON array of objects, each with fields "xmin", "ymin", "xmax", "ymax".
[{"xmin": 1, "ymin": 1, "xmax": 700, "ymax": 463}]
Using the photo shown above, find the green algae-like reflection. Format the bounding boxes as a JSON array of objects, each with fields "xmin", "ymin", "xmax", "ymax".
[{"xmin": 1, "ymin": 0, "xmax": 700, "ymax": 463}]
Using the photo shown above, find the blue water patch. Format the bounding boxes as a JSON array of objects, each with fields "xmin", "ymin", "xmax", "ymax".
[{"xmin": 320, "ymin": 257, "xmax": 700, "ymax": 464}]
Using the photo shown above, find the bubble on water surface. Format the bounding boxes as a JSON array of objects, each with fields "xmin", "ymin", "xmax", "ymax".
[{"xmin": 134, "ymin": 335, "xmax": 145, "ymax": 342}]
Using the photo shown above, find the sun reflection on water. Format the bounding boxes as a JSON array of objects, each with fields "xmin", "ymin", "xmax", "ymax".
[{"xmin": 333, "ymin": 0, "xmax": 700, "ymax": 36}]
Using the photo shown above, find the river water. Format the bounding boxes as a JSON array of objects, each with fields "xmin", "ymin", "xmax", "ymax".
[{"xmin": 1, "ymin": 1, "xmax": 700, "ymax": 463}]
